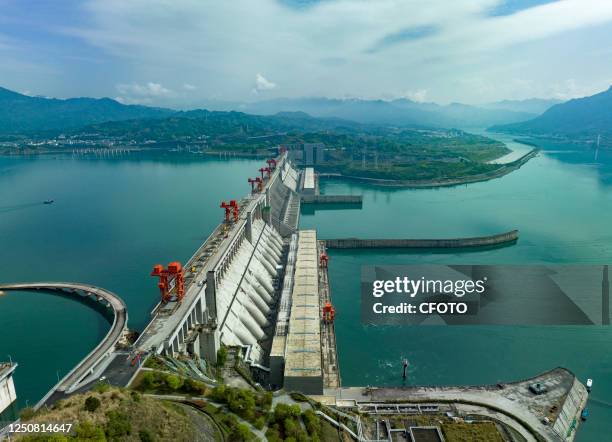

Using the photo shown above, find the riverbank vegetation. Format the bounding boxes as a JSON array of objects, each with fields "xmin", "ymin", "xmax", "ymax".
[
  {"xmin": 1, "ymin": 107, "xmax": 516, "ymax": 184},
  {"xmin": 15, "ymin": 388, "xmax": 199, "ymax": 441}
]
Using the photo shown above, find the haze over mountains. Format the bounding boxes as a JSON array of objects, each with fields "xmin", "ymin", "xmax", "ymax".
[
  {"xmin": 491, "ymin": 86, "xmax": 612, "ymax": 142},
  {"xmin": 480, "ymin": 98, "xmax": 563, "ymax": 115},
  {"xmin": 237, "ymin": 97, "xmax": 553, "ymax": 129},
  {"xmin": 0, "ymin": 86, "xmax": 563, "ymax": 136}
]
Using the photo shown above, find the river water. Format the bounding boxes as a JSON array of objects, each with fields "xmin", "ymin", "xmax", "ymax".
[{"xmin": 1, "ymin": 138, "xmax": 611, "ymax": 440}]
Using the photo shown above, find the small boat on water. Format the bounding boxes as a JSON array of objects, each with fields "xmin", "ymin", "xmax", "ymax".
[
  {"xmin": 581, "ymin": 408, "xmax": 589, "ymax": 421},
  {"xmin": 586, "ymin": 378, "xmax": 593, "ymax": 393},
  {"xmin": 43, "ymin": 199, "xmax": 54, "ymax": 205}
]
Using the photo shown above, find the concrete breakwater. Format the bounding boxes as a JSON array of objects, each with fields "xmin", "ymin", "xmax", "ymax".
[
  {"xmin": 325, "ymin": 229, "xmax": 519, "ymax": 249},
  {"xmin": 300, "ymin": 194, "xmax": 362, "ymax": 204}
]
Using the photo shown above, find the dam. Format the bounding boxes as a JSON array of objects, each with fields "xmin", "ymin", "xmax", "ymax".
[
  {"xmin": 134, "ymin": 153, "xmax": 303, "ymax": 375},
  {"xmin": 0, "ymin": 150, "xmax": 590, "ymax": 441}
]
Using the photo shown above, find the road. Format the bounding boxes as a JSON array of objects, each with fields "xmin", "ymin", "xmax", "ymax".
[{"xmin": 0, "ymin": 282, "xmax": 127, "ymax": 402}]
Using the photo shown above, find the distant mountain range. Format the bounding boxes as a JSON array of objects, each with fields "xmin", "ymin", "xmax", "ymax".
[
  {"xmin": 480, "ymin": 98, "xmax": 562, "ymax": 115},
  {"xmin": 0, "ymin": 87, "xmax": 172, "ymax": 133},
  {"xmin": 0, "ymin": 86, "xmax": 563, "ymax": 135},
  {"xmin": 490, "ymin": 86, "xmax": 612, "ymax": 142},
  {"xmin": 74, "ymin": 109, "xmax": 363, "ymax": 142},
  {"xmin": 238, "ymin": 97, "xmax": 545, "ymax": 129}
]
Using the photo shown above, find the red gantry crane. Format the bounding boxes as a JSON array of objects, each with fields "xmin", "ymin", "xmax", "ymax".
[
  {"xmin": 319, "ymin": 252, "xmax": 329, "ymax": 268},
  {"xmin": 220, "ymin": 200, "xmax": 239, "ymax": 223},
  {"xmin": 248, "ymin": 177, "xmax": 264, "ymax": 193},
  {"xmin": 151, "ymin": 261, "xmax": 185, "ymax": 303},
  {"xmin": 259, "ymin": 167, "xmax": 271, "ymax": 180},
  {"xmin": 248, "ymin": 177, "xmax": 258, "ymax": 193},
  {"xmin": 266, "ymin": 158, "xmax": 277, "ymax": 170},
  {"xmin": 322, "ymin": 301, "xmax": 336, "ymax": 323}
]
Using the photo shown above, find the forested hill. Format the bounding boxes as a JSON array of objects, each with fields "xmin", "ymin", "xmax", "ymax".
[
  {"xmin": 0, "ymin": 87, "xmax": 173, "ymax": 133},
  {"xmin": 490, "ymin": 86, "xmax": 612, "ymax": 143}
]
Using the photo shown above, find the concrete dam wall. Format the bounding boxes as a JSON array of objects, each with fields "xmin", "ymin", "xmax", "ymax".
[{"xmin": 324, "ymin": 230, "xmax": 519, "ymax": 249}]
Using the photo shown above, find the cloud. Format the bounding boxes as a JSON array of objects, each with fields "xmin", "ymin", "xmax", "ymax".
[
  {"xmin": 548, "ymin": 78, "xmax": 600, "ymax": 100},
  {"xmin": 114, "ymin": 81, "xmax": 172, "ymax": 104},
  {"xmin": 183, "ymin": 83, "xmax": 196, "ymax": 90},
  {"xmin": 42, "ymin": 0, "xmax": 612, "ymax": 103},
  {"xmin": 114, "ymin": 95, "xmax": 151, "ymax": 105},
  {"xmin": 116, "ymin": 82, "xmax": 171, "ymax": 96},
  {"xmin": 403, "ymin": 89, "xmax": 429, "ymax": 103},
  {"xmin": 252, "ymin": 74, "xmax": 277, "ymax": 94},
  {"xmin": 368, "ymin": 25, "xmax": 438, "ymax": 53}
]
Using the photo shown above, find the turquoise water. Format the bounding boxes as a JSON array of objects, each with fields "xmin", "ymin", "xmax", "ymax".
[
  {"xmin": 300, "ymin": 136, "xmax": 612, "ymax": 441},
  {"xmin": 0, "ymin": 139, "xmax": 610, "ymax": 440},
  {"xmin": 0, "ymin": 153, "xmax": 262, "ymax": 411}
]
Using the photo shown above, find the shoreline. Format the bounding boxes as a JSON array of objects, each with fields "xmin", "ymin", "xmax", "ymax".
[{"xmin": 318, "ymin": 148, "xmax": 538, "ymax": 188}]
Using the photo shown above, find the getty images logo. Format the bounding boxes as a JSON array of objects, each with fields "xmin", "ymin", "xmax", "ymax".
[{"xmin": 371, "ymin": 276, "xmax": 488, "ymax": 298}]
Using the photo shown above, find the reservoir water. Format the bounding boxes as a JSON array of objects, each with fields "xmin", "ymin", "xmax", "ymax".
[{"xmin": 1, "ymin": 137, "xmax": 611, "ymax": 440}]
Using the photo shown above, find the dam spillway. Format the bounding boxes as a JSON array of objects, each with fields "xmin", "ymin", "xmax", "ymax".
[{"xmin": 134, "ymin": 153, "xmax": 307, "ymax": 380}]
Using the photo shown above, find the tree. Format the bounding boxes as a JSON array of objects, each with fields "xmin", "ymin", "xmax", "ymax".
[
  {"xmin": 229, "ymin": 423, "xmax": 252, "ymax": 442},
  {"xmin": 165, "ymin": 374, "xmax": 182, "ymax": 390},
  {"xmin": 139, "ymin": 429, "xmax": 155, "ymax": 442},
  {"xmin": 210, "ymin": 384, "xmax": 228, "ymax": 403},
  {"xmin": 217, "ymin": 346, "xmax": 228, "ymax": 367},
  {"xmin": 84, "ymin": 396, "xmax": 101, "ymax": 412},
  {"xmin": 302, "ymin": 409, "xmax": 320, "ymax": 435},
  {"xmin": 105, "ymin": 410, "xmax": 131, "ymax": 439},
  {"xmin": 273, "ymin": 403, "xmax": 300, "ymax": 423},
  {"xmin": 284, "ymin": 418, "xmax": 300, "ymax": 439},
  {"xmin": 75, "ymin": 421, "xmax": 106, "ymax": 441},
  {"xmin": 141, "ymin": 371, "xmax": 155, "ymax": 390}
]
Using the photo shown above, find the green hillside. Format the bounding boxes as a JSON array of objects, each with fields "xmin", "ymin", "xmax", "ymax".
[
  {"xmin": 0, "ymin": 87, "xmax": 173, "ymax": 133},
  {"xmin": 490, "ymin": 86, "xmax": 612, "ymax": 144}
]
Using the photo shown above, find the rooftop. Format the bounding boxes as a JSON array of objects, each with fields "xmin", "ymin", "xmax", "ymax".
[
  {"xmin": 284, "ymin": 230, "xmax": 322, "ymax": 378},
  {"xmin": 303, "ymin": 167, "xmax": 315, "ymax": 190}
]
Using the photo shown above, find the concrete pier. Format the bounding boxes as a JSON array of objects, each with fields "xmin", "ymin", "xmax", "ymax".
[
  {"xmin": 325, "ymin": 229, "xmax": 519, "ymax": 249},
  {"xmin": 299, "ymin": 167, "xmax": 363, "ymax": 205},
  {"xmin": 301, "ymin": 194, "xmax": 363, "ymax": 204}
]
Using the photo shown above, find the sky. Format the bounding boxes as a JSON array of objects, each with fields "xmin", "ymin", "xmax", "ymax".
[{"xmin": 1, "ymin": 0, "xmax": 612, "ymax": 108}]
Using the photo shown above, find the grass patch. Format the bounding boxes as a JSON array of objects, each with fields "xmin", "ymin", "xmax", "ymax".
[
  {"xmin": 15, "ymin": 388, "xmax": 197, "ymax": 441},
  {"xmin": 442, "ymin": 422, "xmax": 504, "ymax": 442}
]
